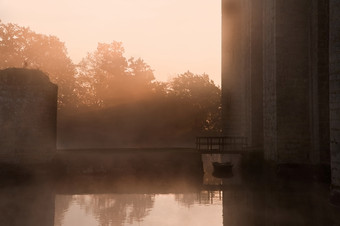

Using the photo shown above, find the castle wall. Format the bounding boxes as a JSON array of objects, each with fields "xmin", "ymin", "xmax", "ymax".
[
  {"xmin": 329, "ymin": 0, "xmax": 340, "ymax": 200},
  {"xmin": 0, "ymin": 68, "xmax": 57, "ymax": 162},
  {"xmin": 262, "ymin": 0, "xmax": 278, "ymax": 160},
  {"xmin": 222, "ymin": 0, "xmax": 263, "ymax": 147},
  {"xmin": 222, "ymin": 0, "xmax": 251, "ymax": 139},
  {"xmin": 261, "ymin": 0, "xmax": 330, "ymax": 164},
  {"xmin": 275, "ymin": 0, "xmax": 312, "ymax": 163}
]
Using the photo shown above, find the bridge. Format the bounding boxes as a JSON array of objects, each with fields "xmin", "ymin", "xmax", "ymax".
[{"xmin": 196, "ymin": 136, "xmax": 248, "ymax": 154}]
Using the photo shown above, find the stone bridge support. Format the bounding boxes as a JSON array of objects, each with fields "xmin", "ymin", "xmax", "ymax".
[
  {"xmin": 262, "ymin": 0, "xmax": 330, "ymax": 164},
  {"xmin": 222, "ymin": 0, "xmax": 330, "ymax": 165},
  {"xmin": 222, "ymin": 0, "xmax": 263, "ymax": 148},
  {"xmin": 222, "ymin": 0, "xmax": 339, "ymax": 204}
]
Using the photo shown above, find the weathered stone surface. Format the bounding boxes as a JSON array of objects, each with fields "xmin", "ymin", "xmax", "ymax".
[
  {"xmin": 264, "ymin": 0, "xmax": 313, "ymax": 164},
  {"xmin": 252, "ymin": 0, "xmax": 329, "ymax": 164},
  {"xmin": 263, "ymin": 0, "xmax": 277, "ymax": 160},
  {"xmin": 222, "ymin": 0, "xmax": 263, "ymax": 147},
  {"xmin": 221, "ymin": 0, "xmax": 337, "ymax": 205},
  {"xmin": 223, "ymin": 0, "xmax": 329, "ymax": 163},
  {"xmin": 330, "ymin": 0, "xmax": 340, "ymax": 200},
  {"xmin": 222, "ymin": 0, "xmax": 251, "ymax": 139},
  {"xmin": 0, "ymin": 68, "xmax": 57, "ymax": 162}
]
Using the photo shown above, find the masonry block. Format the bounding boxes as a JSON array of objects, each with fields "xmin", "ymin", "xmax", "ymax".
[
  {"xmin": 0, "ymin": 68, "xmax": 57, "ymax": 162},
  {"xmin": 330, "ymin": 0, "xmax": 340, "ymax": 205}
]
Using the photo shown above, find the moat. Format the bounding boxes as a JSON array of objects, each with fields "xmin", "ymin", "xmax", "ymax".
[{"xmin": 0, "ymin": 153, "xmax": 339, "ymax": 226}]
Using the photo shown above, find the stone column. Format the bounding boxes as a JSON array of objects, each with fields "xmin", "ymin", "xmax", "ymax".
[
  {"xmin": 222, "ymin": 0, "xmax": 251, "ymax": 139},
  {"xmin": 262, "ymin": 0, "xmax": 329, "ymax": 164},
  {"xmin": 263, "ymin": 0, "xmax": 277, "ymax": 160},
  {"xmin": 222, "ymin": 0, "xmax": 264, "ymax": 148},
  {"xmin": 329, "ymin": 0, "xmax": 340, "ymax": 205},
  {"xmin": 0, "ymin": 68, "xmax": 58, "ymax": 163},
  {"xmin": 250, "ymin": 0, "xmax": 264, "ymax": 149}
]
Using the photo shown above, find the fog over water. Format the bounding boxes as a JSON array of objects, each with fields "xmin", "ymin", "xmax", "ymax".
[{"xmin": 0, "ymin": 154, "xmax": 339, "ymax": 226}]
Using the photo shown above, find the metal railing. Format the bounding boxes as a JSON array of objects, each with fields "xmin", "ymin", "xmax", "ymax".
[{"xmin": 196, "ymin": 136, "xmax": 248, "ymax": 152}]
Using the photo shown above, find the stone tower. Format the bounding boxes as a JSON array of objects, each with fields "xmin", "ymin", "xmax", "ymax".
[{"xmin": 0, "ymin": 68, "xmax": 58, "ymax": 162}]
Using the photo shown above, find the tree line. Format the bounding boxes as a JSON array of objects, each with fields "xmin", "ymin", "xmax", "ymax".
[{"xmin": 0, "ymin": 21, "xmax": 221, "ymax": 147}]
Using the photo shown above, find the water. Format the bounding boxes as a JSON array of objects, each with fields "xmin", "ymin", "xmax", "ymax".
[
  {"xmin": 0, "ymin": 154, "xmax": 339, "ymax": 226},
  {"xmin": 56, "ymin": 193, "xmax": 222, "ymax": 226},
  {"xmin": 54, "ymin": 154, "xmax": 230, "ymax": 226}
]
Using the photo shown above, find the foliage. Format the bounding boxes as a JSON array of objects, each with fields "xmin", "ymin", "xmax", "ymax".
[
  {"xmin": 76, "ymin": 42, "xmax": 155, "ymax": 107},
  {"xmin": 168, "ymin": 71, "xmax": 221, "ymax": 132},
  {"xmin": 1, "ymin": 21, "xmax": 222, "ymax": 146},
  {"xmin": 0, "ymin": 21, "xmax": 77, "ymax": 108}
]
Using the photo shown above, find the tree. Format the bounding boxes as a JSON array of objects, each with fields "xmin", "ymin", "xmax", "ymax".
[
  {"xmin": 76, "ymin": 41, "xmax": 155, "ymax": 107},
  {"xmin": 0, "ymin": 21, "xmax": 77, "ymax": 108},
  {"xmin": 169, "ymin": 71, "xmax": 221, "ymax": 133}
]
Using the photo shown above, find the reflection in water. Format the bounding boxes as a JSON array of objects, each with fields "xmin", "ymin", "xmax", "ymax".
[
  {"xmin": 55, "ymin": 195, "xmax": 73, "ymax": 226},
  {"xmin": 202, "ymin": 154, "xmax": 242, "ymax": 186},
  {"xmin": 0, "ymin": 183, "xmax": 55, "ymax": 226},
  {"xmin": 0, "ymin": 154, "xmax": 339, "ymax": 226},
  {"xmin": 56, "ymin": 193, "xmax": 222, "ymax": 226},
  {"xmin": 58, "ymin": 194, "xmax": 155, "ymax": 226}
]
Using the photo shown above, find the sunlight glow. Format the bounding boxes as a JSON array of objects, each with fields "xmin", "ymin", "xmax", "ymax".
[{"xmin": 0, "ymin": 0, "xmax": 221, "ymax": 84}]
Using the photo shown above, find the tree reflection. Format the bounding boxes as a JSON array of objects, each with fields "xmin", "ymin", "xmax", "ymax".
[
  {"xmin": 73, "ymin": 194, "xmax": 155, "ymax": 226},
  {"xmin": 175, "ymin": 191, "xmax": 222, "ymax": 207},
  {"xmin": 54, "ymin": 195, "xmax": 73, "ymax": 226}
]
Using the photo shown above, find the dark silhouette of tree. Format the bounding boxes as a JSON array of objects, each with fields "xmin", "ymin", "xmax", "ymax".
[
  {"xmin": 59, "ymin": 72, "xmax": 221, "ymax": 148},
  {"xmin": 76, "ymin": 41, "xmax": 155, "ymax": 108},
  {"xmin": 0, "ymin": 21, "xmax": 77, "ymax": 108},
  {"xmin": 1, "ymin": 21, "xmax": 222, "ymax": 146},
  {"xmin": 168, "ymin": 71, "xmax": 221, "ymax": 133}
]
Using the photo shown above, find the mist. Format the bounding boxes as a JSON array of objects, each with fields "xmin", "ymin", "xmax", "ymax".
[
  {"xmin": 0, "ymin": 21, "xmax": 221, "ymax": 148},
  {"xmin": 1, "ymin": 0, "xmax": 340, "ymax": 225}
]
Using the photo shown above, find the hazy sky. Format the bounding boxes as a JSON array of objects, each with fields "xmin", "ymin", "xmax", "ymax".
[{"xmin": 0, "ymin": 0, "xmax": 221, "ymax": 85}]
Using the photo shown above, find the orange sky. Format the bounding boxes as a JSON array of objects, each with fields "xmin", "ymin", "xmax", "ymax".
[{"xmin": 0, "ymin": 0, "xmax": 221, "ymax": 85}]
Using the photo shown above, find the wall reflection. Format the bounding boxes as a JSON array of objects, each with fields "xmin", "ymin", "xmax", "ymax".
[{"xmin": 0, "ymin": 182, "xmax": 55, "ymax": 226}]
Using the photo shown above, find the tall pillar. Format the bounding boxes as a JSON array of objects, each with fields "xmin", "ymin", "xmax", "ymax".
[
  {"xmin": 262, "ymin": 0, "xmax": 329, "ymax": 164},
  {"xmin": 222, "ymin": 0, "xmax": 251, "ymax": 139},
  {"xmin": 263, "ymin": 0, "xmax": 277, "ymax": 160},
  {"xmin": 221, "ymin": 0, "xmax": 263, "ymax": 147},
  {"xmin": 250, "ymin": 0, "xmax": 264, "ymax": 148},
  {"xmin": 329, "ymin": 0, "xmax": 340, "ymax": 205}
]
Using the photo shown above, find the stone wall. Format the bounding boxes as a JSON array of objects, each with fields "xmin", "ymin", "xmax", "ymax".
[
  {"xmin": 250, "ymin": 0, "xmax": 264, "ymax": 148},
  {"xmin": 263, "ymin": 0, "xmax": 277, "ymax": 160},
  {"xmin": 222, "ymin": 0, "xmax": 263, "ymax": 147},
  {"xmin": 330, "ymin": 0, "xmax": 340, "ymax": 201},
  {"xmin": 318, "ymin": 0, "xmax": 330, "ymax": 164},
  {"xmin": 222, "ymin": 0, "xmax": 251, "ymax": 138},
  {"xmin": 0, "ymin": 68, "xmax": 57, "ymax": 162},
  {"xmin": 275, "ymin": 0, "xmax": 312, "ymax": 163},
  {"xmin": 261, "ymin": 0, "xmax": 330, "ymax": 164}
]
